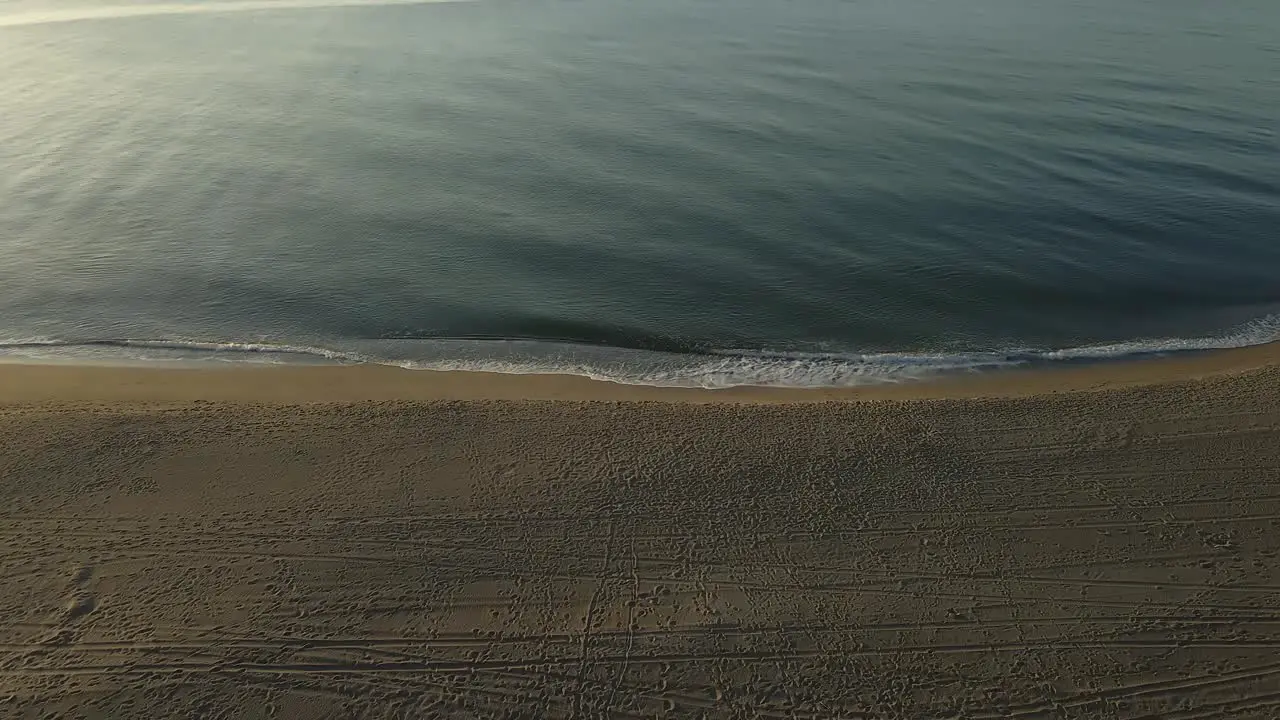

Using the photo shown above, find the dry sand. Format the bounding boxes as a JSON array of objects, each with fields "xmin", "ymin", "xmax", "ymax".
[{"xmin": 2, "ymin": 346, "xmax": 1280, "ymax": 718}]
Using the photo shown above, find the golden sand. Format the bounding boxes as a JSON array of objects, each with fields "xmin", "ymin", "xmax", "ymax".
[{"xmin": 3, "ymin": 346, "xmax": 1278, "ymax": 717}]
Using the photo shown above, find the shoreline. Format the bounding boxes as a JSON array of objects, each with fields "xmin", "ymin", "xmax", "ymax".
[{"xmin": 0, "ymin": 339, "xmax": 1277, "ymax": 405}]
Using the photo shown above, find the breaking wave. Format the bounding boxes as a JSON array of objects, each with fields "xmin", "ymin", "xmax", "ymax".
[{"xmin": 1, "ymin": 313, "xmax": 1276, "ymax": 389}]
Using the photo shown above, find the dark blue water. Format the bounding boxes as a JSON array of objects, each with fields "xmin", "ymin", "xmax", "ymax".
[{"xmin": 2, "ymin": 0, "xmax": 1278, "ymax": 386}]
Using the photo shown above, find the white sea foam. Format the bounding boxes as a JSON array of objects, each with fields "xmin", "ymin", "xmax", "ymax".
[
  {"xmin": 3, "ymin": 313, "xmax": 1276, "ymax": 389},
  {"xmin": 1041, "ymin": 313, "xmax": 1280, "ymax": 360}
]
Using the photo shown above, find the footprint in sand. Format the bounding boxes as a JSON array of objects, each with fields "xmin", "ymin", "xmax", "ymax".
[
  {"xmin": 58, "ymin": 564, "xmax": 98, "ymax": 628},
  {"xmin": 37, "ymin": 568, "xmax": 97, "ymax": 645}
]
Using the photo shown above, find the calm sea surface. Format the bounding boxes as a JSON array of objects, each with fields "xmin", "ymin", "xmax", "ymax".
[{"xmin": 2, "ymin": 0, "xmax": 1278, "ymax": 385}]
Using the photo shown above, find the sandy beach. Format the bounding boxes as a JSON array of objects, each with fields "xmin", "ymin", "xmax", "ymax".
[{"xmin": 3, "ymin": 346, "xmax": 1280, "ymax": 718}]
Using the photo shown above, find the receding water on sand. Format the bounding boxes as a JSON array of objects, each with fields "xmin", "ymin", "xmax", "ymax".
[{"xmin": 2, "ymin": 308, "xmax": 1278, "ymax": 387}]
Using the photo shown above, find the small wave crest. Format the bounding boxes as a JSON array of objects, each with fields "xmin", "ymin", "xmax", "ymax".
[
  {"xmin": 0, "ymin": 338, "xmax": 367, "ymax": 367},
  {"xmin": 2, "ymin": 313, "xmax": 1277, "ymax": 389}
]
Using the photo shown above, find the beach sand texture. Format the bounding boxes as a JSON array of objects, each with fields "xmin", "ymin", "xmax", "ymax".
[{"xmin": 2, "ymin": 350, "xmax": 1280, "ymax": 718}]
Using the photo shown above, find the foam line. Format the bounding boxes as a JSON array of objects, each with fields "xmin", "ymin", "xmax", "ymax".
[{"xmin": 1, "ymin": 312, "xmax": 1276, "ymax": 388}]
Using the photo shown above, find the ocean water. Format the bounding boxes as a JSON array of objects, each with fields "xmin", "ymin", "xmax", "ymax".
[{"xmin": 2, "ymin": 0, "xmax": 1278, "ymax": 387}]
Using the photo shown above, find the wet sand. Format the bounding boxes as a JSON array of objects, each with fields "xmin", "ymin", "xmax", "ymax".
[{"xmin": 3, "ymin": 346, "xmax": 1280, "ymax": 718}]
